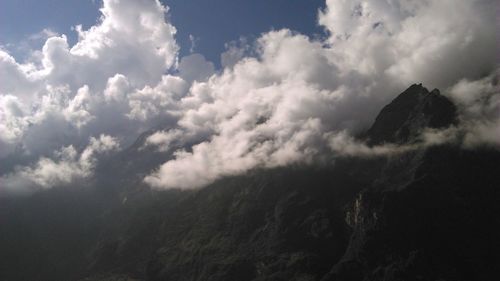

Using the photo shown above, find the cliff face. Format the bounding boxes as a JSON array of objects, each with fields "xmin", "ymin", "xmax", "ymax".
[
  {"xmin": 324, "ymin": 146, "xmax": 500, "ymax": 281},
  {"xmin": 324, "ymin": 85, "xmax": 498, "ymax": 281},
  {"xmin": 1, "ymin": 84, "xmax": 498, "ymax": 281}
]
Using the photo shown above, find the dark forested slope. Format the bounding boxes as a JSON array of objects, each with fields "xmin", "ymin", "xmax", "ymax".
[{"xmin": 1, "ymin": 84, "xmax": 498, "ymax": 281}]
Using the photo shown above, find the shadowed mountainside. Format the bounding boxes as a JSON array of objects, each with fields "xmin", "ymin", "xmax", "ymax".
[{"xmin": 1, "ymin": 84, "xmax": 498, "ymax": 281}]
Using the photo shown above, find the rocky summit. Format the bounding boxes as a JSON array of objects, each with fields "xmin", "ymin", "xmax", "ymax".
[
  {"xmin": 1, "ymin": 84, "xmax": 498, "ymax": 281},
  {"xmin": 367, "ymin": 84, "xmax": 458, "ymax": 145}
]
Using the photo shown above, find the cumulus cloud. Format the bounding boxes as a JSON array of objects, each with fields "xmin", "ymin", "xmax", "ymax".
[
  {"xmin": 177, "ymin": 54, "xmax": 215, "ymax": 83},
  {"xmin": 1, "ymin": 0, "xmax": 498, "ymax": 193},
  {"xmin": 0, "ymin": 50, "xmax": 40, "ymax": 100},
  {"xmin": 145, "ymin": 117, "xmax": 326, "ymax": 189},
  {"xmin": 0, "ymin": 135, "xmax": 119, "ymax": 197},
  {"xmin": 319, "ymin": 0, "xmax": 497, "ymax": 89},
  {"xmin": 145, "ymin": 0, "xmax": 498, "ymax": 189},
  {"xmin": 126, "ymin": 75, "xmax": 188, "ymax": 121},
  {"xmin": 60, "ymin": 0, "xmax": 178, "ymax": 91},
  {"xmin": 143, "ymin": 129, "xmax": 186, "ymax": 152},
  {"xmin": 0, "ymin": 0, "xmax": 182, "ymax": 162}
]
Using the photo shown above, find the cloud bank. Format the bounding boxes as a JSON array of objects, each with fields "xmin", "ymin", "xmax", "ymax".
[
  {"xmin": 145, "ymin": 0, "xmax": 499, "ymax": 189},
  {"xmin": 0, "ymin": 134, "xmax": 119, "ymax": 197},
  {"xmin": 0, "ymin": 0, "xmax": 498, "ymax": 193}
]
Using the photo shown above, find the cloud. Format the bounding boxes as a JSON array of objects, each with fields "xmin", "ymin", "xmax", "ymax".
[
  {"xmin": 145, "ymin": 117, "xmax": 326, "ymax": 189},
  {"xmin": 143, "ymin": 129, "xmax": 186, "ymax": 152},
  {"xmin": 1, "ymin": 0, "xmax": 498, "ymax": 193},
  {"xmin": 28, "ymin": 28, "xmax": 59, "ymax": 41},
  {"xmin": 319, "ymin": 0, "xmax": 497, "ymax": 89},
  {"xmin": 327, "ymin": 127, "xmax": 462, "ymax": 158},
  {"xmin": 328, "ymin": 131, "xmax": 414, "ymax": 157},
  {"xmin": 220, "ymin": 38, "xmax": 252, "ymax": 69},
  {"xmin": 188, "ymin": 34, "xmax": 199, "ymax": 53},
  {"xmin": 0, "ymin": 50, "xmax": 40, "ymax": 100},
  {"xmin": 127, "ymin": 75, "xmax": 188, "ymax": 121},
  {"xmin": 177, "ymin": 54, "xmax": 215, "ymax": 83},
  {"xmin": 5, "ymin": 0, "xmax": 179, "ymax": 100},
  {"xmin": 67, "ymin": 0, "xmax": 178, "ymax": 90},
  {"xmin": 447, "ymin": 71, "xmax": 500, "ymax": 148},
  {"xmin": 145, "ymin": 0, "xmax": 498, "ymax": 189},
  {"xmin": 0, "ymin": 0, "xmax": 182, "ymax": 163},
  {"xmin": 0, "ymin": 134, "xmax": 119, "ymax": 197}
]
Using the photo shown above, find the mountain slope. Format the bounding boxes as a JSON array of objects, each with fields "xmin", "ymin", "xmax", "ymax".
[
  {"xmin": 1, "ymin": 84, "xmax": 498, "ymax": 281},
  {"xmin": 367, "ymin": 84, "xmax": 457, "ymax": 145},
  {"xmin": 86, "ymin": 84, "xmax": 499, "ymax": 281}
]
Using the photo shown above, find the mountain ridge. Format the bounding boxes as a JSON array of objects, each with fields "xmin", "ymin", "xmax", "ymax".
[
  {"xmin": 367, "ymin": 83, "xmax": 457, "ymax": 145},
  {"xmin": 1, "ymin": 84, "xmax": 498, "ymax": 281}
]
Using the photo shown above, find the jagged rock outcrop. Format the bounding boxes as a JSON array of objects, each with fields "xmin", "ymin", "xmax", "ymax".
[
  {"xmin": 322, "ymin": 85, "xmax": 499, "ymax": 281},
  {"xmin": 367, "ymin": 84, "xmax": 457, "ymax": 145}
]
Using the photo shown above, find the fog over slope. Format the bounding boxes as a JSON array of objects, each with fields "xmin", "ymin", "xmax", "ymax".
[{"xmin": 1, "ymin": 0, "xmax": 498, "ymax": 194}]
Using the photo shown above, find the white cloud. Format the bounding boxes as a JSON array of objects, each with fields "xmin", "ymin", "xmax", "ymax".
[
  {"xmin": 328, "ymin": 131, "xmax": 414, "ymax": 157},
  {"xmin": 220, "ymin": 38, "xmax": 251, "ymax": 69},
  {"xmin": 63, "ymin": 85, "xmax": 95, "ymax": 128},
  {"xmin": 1, "ymin": 0, "xmax": 498, "ymax": 193},
  {"xmin": 67, "ymin": 0, "xmax": 178, "ymax": 90},
  {"xmin": 319, "ymin": 0, "xmax": 497, "ymax": 89},
  {"xmin": 144, "ymin": 27, "xmax": 385, "ymax": 189},
  {"xmin": 0, "ymin": 0, "xmax": 181, "ymax": 160},
  {"xmin": 144, "ymin": 129, "xmax": 186, "ymax": 152},
  {"xmin": 328, "ymin": 127, "xmax": 462, "ymax": 158},
  {"xmin": 177, "ymin": 54, "xmax": 215, "ymax": 83},
  {"xmin": 28, "ymin": 28, "xmax": 59, "ymax": 41},
  {"xmin": 447, "ymin": 72, "xmax": 500, "ymax": 147},
  {"xmin": 0, "ymin": 50, "xmax": 40, "ymax": 100},
  {"xmin": 0, "ymin": 134, "xmax": 119, "ymax": 197},
  {"xmin": 104, "ymin": 73, "xmax": 131, "ymax": 102},
  {"xmin": 127, "ymin": 75, "xmax": 188, "ymax": 121},
  {"xmin": 145, "ymin": 0, "xmax": 498, "ymax": 190},
  {"xmin": 188, "ymin": 34, "xmax": 198, "ymax": 53}
]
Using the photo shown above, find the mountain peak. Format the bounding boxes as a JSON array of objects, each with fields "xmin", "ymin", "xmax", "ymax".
[{"xmin": 367, "ymin": 84, "xmax": 457, "ymax": 145}]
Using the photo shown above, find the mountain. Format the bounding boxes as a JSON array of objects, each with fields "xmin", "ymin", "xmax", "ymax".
[
  {"xmin": 366, "ymin": 84, "xmax": 457, "ymax": 145},
  {"xmin": 1, "ymin": 84, "xmax": 499, "ymax": 281}
]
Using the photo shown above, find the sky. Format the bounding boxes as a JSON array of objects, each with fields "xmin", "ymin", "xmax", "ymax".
[{"xmin": 0, "ymin": 0, "xmax": 498, "ymax": 195}]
